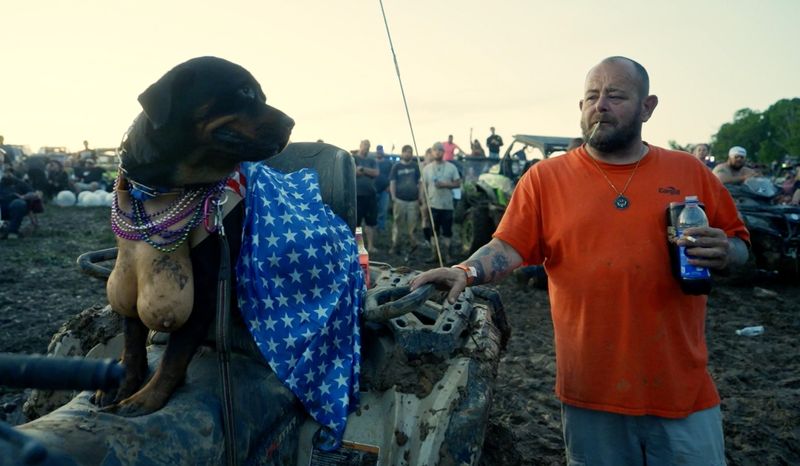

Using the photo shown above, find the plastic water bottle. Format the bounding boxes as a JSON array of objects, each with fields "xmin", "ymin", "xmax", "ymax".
[
  {"xmin": 677, "ymin": 195, "xmax": 712, "ymax": 295},
  {"xmin": 355, "ymin": 227, "xmax": 370, "ymax": 288},
  {"xmin": 735, "ymin": 325, "xmax": 764, "ymax": 336}
]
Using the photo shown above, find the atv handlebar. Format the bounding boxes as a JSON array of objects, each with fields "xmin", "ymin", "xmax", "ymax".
[
  {"xmin": 0, "ymin": 353, "xmax": 124, "ymax": 391},
  {"xmin": 363, "ymin": 284, "xmax": 436, "ymax": 322},
  {"xmin": 76, "ymin": 247, "xmax": 118, "ymax": 280}
]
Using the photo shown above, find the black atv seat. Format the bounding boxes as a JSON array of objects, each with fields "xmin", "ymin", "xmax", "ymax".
[{"xmin": 265, "ymin": 142, "xmax": 356, "ymax": 231}]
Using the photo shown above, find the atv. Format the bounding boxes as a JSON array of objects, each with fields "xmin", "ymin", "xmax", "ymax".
[
  {"xmin": 0, "ymin": 143, "xmax": 509, "ymax": 466},
  {"xmin": 725, "ymin": 176, "xmax": 800, "ymax": 280},
  {"xmin": 457, "ymin": 135, "xmax": 573, "ymax": 254}
]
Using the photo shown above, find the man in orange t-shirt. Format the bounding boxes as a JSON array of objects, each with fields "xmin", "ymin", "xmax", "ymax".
[{"xmin": 411, "ymin": 56, "xmax": 749, "ymax": 465}]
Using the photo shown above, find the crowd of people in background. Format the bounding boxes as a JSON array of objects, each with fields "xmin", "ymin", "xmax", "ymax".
[
  {"xmin": 0, "ymin": 160, "xmax": 39, "ymax": 240},
  {"xmin": 1, "ymin": 138, "xmax": 110, "ymax": 196},
  {"xmin": 350, "ymin": 127, "xmax": 504, "ymax": 263},
  {"xmin": 349, "ymin": 126, "xmax": 800, "ymax": 263},
  {"xmin": 366, "ymin": 127, "xmax": 800, "ymax": 260},
  {"xmin": 0, "ymin": 137, "xmax": 113, "ymax": 239},
  {"xmin": 352, "ymin": 133, "xmax": 473, "ymax": 263},
  {"xmin": 693, "ymin": 141, "xmax": 800, "ymax": 203},
  {"xmin": 3, "ymin": 126, "xmax": 800, "ymax": 243}
]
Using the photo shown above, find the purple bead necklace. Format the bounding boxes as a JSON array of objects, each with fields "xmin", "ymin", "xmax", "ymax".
[{"xmin": 111, "ymin": 177, "xmax": 226, "ymax": 253}]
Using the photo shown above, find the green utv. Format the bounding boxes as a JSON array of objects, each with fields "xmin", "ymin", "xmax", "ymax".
[{"xmin": 456, "ymin": 135, "xmax": 573, "ymax": 254}]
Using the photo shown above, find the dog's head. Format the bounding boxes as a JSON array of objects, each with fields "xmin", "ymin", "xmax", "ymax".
[{"xmin": 120, "ymin": 56, "xmax": 294, "ymax": 187}]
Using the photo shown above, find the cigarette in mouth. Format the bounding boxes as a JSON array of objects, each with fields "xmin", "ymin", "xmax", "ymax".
[
  {"xmin": 588, "ymin": 122, "xmax": 599, "ymax": 143},
  {"xmin": 685, "ymin": 235, "xmax": 698, "ymax": 243}
]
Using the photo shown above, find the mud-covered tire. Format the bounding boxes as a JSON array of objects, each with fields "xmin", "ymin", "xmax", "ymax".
[
  {"xmin": 454, "ymin": 197, "xmax": 467, "ymax": 222},
  {"xmin": 461, "ymin": 205, "xmax": 494, "ymax": 254}
]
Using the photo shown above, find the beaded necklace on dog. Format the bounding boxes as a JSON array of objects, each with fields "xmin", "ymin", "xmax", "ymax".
[{"xmin": 111, "ymin": 176, "xmax": 226, "ymax": 253}]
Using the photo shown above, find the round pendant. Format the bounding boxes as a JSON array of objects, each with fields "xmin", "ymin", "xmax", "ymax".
[{"xmin": 614, "ymin": 194, "xmax": 630, "ymax": 210}]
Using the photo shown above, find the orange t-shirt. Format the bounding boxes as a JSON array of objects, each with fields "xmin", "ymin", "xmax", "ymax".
[{"xmin": 494, "ymin": 144, "xmax": 749, "ymax": 418}]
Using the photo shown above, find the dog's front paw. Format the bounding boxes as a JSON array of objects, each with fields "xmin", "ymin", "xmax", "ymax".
[
  {"xmin": 99, "ymin": 398, "xmax": 154, "ymax": 417},
  {"xmin": 102, "ymin": 386, "xmax": 170, "ymax": 417},
  {"xmin": 92, "ymin": 389, "xmax": 118, "ymax": 408},
  {"xmin": 92, "ymin": 370, "xmax": 146, "ymax": 410}
]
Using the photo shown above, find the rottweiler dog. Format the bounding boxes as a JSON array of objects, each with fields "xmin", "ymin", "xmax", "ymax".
[{"xmin": 98, "ymin": 56, "xmax": 293, "ymax": 416}]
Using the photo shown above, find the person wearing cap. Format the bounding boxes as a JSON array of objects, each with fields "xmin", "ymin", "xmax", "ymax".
[
  {"xmin": 712, "ymin": 146, "xmax": 760, "ymax": 184},
  {"xmin": 373, "ymin": 144, "xmax": 394, "ymax": 233}
]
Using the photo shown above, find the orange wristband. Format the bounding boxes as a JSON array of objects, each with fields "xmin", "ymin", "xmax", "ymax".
[{"xmin": 451, "ymin": 264, "xmax": 477, "ymax": 286}]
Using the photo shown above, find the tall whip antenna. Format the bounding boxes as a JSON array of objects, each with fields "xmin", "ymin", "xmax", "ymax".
[{"xmin": 378, "ymin": 0, "xmax": 444, "ymax": 266}]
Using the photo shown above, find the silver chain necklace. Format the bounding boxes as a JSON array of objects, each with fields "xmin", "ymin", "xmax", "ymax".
[{"xmin": 586, "ymin": 149, "xmax": 645, "ymax": 210}]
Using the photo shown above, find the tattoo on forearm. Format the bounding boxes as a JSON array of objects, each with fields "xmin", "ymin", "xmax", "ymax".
[
  {"xmin": 466, "ymin": 243, "xmax": 512, "ymax": 284},
  {"xmin": 490, "ymin": 253, "xmax": 510, "ymax": 281}
]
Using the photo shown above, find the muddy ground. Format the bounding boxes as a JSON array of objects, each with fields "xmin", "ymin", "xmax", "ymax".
[{"xmin": 1, "ymin": 206, "xmax": 798, "ymax": 465}]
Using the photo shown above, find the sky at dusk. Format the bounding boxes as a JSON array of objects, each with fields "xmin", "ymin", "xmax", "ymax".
[{"xmin": 2, "ymin": 0, "xmax": 798, "ymax": 157}]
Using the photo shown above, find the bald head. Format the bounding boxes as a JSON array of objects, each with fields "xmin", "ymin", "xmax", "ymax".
[
  {"xmin": 580, "ymin": 56, "xmax": 658, "ymax": 159},
  {"xmin": 590, "ymin": 56, "xmax": 650, "ymax": 100}
]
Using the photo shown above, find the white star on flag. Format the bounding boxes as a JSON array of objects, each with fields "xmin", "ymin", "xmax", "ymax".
[
  {"xmin": 319, "ymin": 381, "xmax": 331, "ymax": 395},
  {"xmin": 236, "ymin": 162, "xmax": 364, "ymax": 451}
]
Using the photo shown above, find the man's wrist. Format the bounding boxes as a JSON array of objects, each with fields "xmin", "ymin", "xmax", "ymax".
[{"xmin": 451, "ymin": 264, "xmax": 477, "ymax": 286}]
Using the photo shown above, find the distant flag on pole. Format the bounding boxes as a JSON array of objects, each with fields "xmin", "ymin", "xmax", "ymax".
[{"xmin": 236, "ymin": 162, "xmax": 363, "ymax": 449}]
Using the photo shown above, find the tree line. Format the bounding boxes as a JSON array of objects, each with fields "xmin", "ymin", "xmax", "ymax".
[{"xmin": 670, "ymin": 97, "xmax": 800, "ymax": 165}]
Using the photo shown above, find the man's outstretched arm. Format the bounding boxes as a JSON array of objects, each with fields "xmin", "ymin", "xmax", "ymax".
[{"xmin": 410, "ymin": 238, "xmax": 523, "ymax": 303}]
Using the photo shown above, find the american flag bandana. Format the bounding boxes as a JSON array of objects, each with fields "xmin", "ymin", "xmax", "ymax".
[{"xmin": 235, "ymin": 162, "xmax": 363, "ymax": 449}]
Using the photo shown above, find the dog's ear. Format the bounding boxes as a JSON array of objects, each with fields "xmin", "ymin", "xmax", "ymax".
[{"xmin": 138, "ymin": 67, "xmax": 195, "ymax": 130}]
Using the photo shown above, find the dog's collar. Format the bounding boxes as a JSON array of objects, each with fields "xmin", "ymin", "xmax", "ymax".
[
  {"xmin": 128, "ymin": 179, "xmax": 180, "ymax": 202},
  {"xmin": 118, "ymin": 165, "xmax": 183, "ymax": 202}
]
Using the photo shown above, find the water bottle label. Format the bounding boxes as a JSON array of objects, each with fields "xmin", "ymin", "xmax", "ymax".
[{"xmin": 677, "ymin": 227, "xmax": 710, "ymax": 280}]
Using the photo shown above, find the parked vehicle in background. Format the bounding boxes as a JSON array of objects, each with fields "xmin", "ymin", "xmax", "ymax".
[
  {"xmin": 456, "ymin": 135, "xmax": 573, "ymax": 253},
  {"xmin": 93, "ymin": 148, "xmax": 119, "ymax": 169},
  {"xmin": 1, "ymin": 145, "xmax": 32, "ymax": 164},
  {"xmin": 93, "ymin": 147, "xmax": 120, "ymax": 188},
  {"xmin": 35, "ymin": 146, "xmax": 71, "ymax": 165},
  {"xmin": 725, "ymin": 177, "xmax": 800, "ymax": 280}
]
